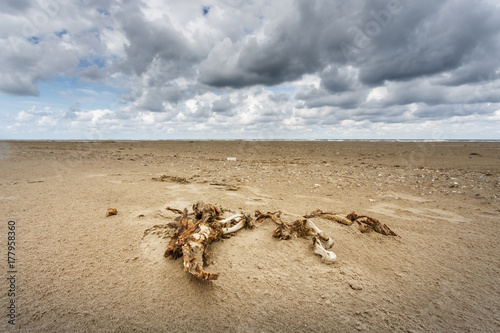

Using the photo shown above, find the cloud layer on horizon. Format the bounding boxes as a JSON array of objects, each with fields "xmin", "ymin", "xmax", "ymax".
[{"xmin": 1, "ymin": 0, "xmax": 500, "ymax": 139}]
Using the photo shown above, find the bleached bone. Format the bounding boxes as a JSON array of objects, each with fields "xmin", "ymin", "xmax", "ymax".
[
  {"xmin": 313, "ymin": 236, "xmax": 337, "ymax": 264},
  {"xmin": 304, "ymin": 219, "xmax": 334, "ymax": 249},
  {"xmin": 219, "ymin": 214, "xmax": 243, "ymax": 225},
  {"xmin": 324, "ymin": 237, "xmax": 334, "ymax": 250},
  {"xmin": 305, "ymin": 219, "xmax": 323, "ymax": 235},
  {"xmin": 222, "ymin": 217, "xmax": 246, "ymax": 234}
]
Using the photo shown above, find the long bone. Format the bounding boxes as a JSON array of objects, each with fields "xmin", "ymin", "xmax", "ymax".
[
  {"xmin": 304, "ymin": 219, "xmax": 334, "ymax": 249},
  {"xmin": 313, "ymin": 236, "xmax": 337, "ymax": 264},
  {"xmin": 305, "ymin": 219, "xmax": 336, "ymax": 261}
]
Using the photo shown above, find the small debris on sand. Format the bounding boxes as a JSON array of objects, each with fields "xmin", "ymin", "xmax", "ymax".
[
  {"xmin": 152, "ymin": 175, "xmax": 190, "ymax": 184},
  {"xmin": 349, "ymin": 281, "xmax": 363, "ymax": 290}
]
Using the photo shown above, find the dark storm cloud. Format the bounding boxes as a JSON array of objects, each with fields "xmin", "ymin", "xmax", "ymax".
[
  {"xmin": 269, "ymin": 93, "xmax": 290, "ymax": 103},
  {"xmin": 116, "ymin": 6, "xmax": 197, "ymax": 77},
  {"xmin": 356, "ymin": 0, "xmax": 500, "ymax": 86},
  {"xmin": 199, "ymin": 1, "xmax": 342, "ymax": 88},
  {"xmin": 438, "ymin": 60, "xmax": 500, "ymax": 87},
  {"xmin": 320, "ymin": 66, "xmax": 357, "ymax": 93},
  {"xmin": 0, "ymin": 0, "xmax": 31, "ymax": 13},
  {"xmin": 295, "ymin": 87, "xmax": 367, "ymax": 110},
  {"xmin": 211, "ymin": 97, "xmax": 234, "ymax": 113},
  {"xmin": 196, "ymin": 0, "xmax": 500, "ymax": 115}
]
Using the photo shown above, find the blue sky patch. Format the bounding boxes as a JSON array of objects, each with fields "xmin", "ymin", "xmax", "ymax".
[
  {"xmin": 78, "ymin": 56, "xmax": 106, "ymax": 69},
  {"xmin": 55, "ymin": 29, "xmax": 68, "ymax": 38},
  {"xmin": 27, "ymin": 36, "xmax": 40, "ymax": 44},
  {"xmin": 97, "ymin": 8, "xmax": 111, "ymax": 16}
]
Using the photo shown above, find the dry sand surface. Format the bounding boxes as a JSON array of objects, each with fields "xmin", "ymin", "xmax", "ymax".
[{"xmin": 0, "ymin": 140, "xmax": 499, "ymax": 332}]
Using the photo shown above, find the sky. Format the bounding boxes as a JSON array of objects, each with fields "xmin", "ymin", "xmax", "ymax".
[{"xmin": 1, "ymin": 0, "xmax": 500, "ymax": 140}]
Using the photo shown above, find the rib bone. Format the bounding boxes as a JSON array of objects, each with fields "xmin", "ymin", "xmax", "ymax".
[
  {"xmin": 222, "ymin": 217, "xmax": 246, "ymax": 234},
  {"xmin": 219, "ymin": 214, "xmax": 243, "ymax": 225}
]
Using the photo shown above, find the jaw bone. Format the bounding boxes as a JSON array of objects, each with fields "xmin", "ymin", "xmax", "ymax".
[{"xmin": 313, "ymin": 236, "xmax": 337, "ymax": 264}]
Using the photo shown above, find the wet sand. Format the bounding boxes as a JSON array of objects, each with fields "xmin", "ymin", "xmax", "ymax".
[{"xmin": 0, "ymin": 140, "xmax": 499, "ymax": 332}]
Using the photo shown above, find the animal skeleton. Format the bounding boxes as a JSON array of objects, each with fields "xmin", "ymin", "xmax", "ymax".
[{"xmin": 162, "ymin": 202, "xmax": 396, "ymax": 280}]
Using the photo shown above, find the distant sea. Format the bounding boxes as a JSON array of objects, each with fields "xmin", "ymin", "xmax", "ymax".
[{"xmin": 4, "ymin": 139, "xmax": 500, "ymax": 142}]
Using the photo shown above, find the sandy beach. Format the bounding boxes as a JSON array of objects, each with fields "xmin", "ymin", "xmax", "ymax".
[{"xmin": 0, "ymin": 140, "xmax": 499, "ymax": 332}]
